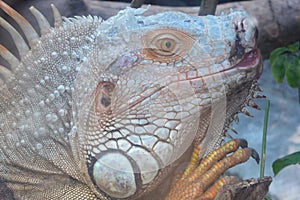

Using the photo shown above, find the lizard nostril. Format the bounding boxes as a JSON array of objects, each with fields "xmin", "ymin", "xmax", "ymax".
[{"xmin": 241, "ymin": 18, "xmax": 245, "ymax": 30}]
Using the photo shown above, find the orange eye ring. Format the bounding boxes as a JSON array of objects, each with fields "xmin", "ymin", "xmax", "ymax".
[{"xmin": 142, "ymin": 28, "xmax": 195, "ymax": 63}]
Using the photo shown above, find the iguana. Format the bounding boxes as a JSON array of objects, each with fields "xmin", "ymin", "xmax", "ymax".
[{"xmin": 0, "ymin": 1, "xmax": 265, "ymax": 199}]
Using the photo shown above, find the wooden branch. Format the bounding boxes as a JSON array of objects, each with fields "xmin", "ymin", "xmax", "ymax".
[
  {"xmin": 216, "ymin": 177, "xmax": 272, "ymax": 200},
  {"xmin": 130, "ymin": 0, "xmax": 145, "ymax": 8},
  {"xmin": 198, "ymin": 0, "xmax": 218, "ymax": 16}
]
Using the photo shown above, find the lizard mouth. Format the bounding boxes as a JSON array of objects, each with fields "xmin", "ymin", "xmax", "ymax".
[
  {"xmin": 234, "ymin": 48, "xmax": 261, "ymax": 69},
  {"xmin": 227, "ymin": 48, "xmax": 262, "ymax": 78}
]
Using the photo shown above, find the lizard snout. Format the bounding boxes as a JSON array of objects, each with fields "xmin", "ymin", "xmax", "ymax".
[
  {"xmin": 234, "ymin": 16, "xmax": 258, "ymax": 52},
  {"xmin": 229, "ymin": 15, "xmax": 259, "ymax": 64}
]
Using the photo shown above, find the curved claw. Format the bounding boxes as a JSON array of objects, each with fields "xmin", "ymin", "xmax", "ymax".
[
  {"xmin": 239, "ymin": 138, "xmax": 248, "ymax": 148},
  {"xmin": 249, "ymin": 148, "xmax": 260, "ymax": 164}
]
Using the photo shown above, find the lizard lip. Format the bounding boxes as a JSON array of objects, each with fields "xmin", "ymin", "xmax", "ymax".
[
  {"xmin": 234, "ymin": 48, "xmax": 261, "ymax": 69},
  {"xmin": 221, "ymin": 48, "xmax": 262, "ymax": 79}
]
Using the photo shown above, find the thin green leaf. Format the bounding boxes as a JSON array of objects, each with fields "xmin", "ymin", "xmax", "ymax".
[
  {"xmin": 272, "ymin": 151, "xmax": 300, "ymax": 176},
  {"xmin": 269, "ymin": 47, "xmax": 289, "ymax": 65},
  {"xmin": 286, "ymin": 57, "xmax": 300, "ymax": 88},
  {"xmin": 271, "ymin": 54, "xmax": 287, "ymax": 83},
  {"xmin": 287, "ymin": 41, "xmax": 300, "ymax": 53}
]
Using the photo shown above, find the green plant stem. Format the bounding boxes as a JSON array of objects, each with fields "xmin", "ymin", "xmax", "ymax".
[
  {"xmin": 260, "ymin": 100, "xmax": 270, "ymax": 178},
  {"xmin": 298, "ymin": 88, "xmax": 300, "ymax": 105}
]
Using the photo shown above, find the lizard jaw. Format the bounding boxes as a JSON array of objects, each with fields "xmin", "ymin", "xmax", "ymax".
[
  {"xmin": 235, "ymin": 49, "xmax": 260, "ymax": 68},
  {"xmin": 226, "ymin": 48, "xmax": 262, "ymax": 78},
  {"xmin": 235, "ymin": 48, "xmax": 262, "ymax": 76}
]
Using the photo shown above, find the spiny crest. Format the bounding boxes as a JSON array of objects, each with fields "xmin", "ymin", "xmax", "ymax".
[
  {"xmin": 0, "ymin": 0, "xmax": 102, "ymax": 107},
  {"xmin": 0, "ymin": 1, "xmax": 56, "ymax": 58},
  {"xmin": 224, "ymin": 80, "xmax": 265, "ymax": 137},
  {"xmin": 0, "ymin": 1, "xmax": 59, "ymax": 86},
  {"xmin": 0, "ymin": 0, "xmax": 100, "ymax": 78}
]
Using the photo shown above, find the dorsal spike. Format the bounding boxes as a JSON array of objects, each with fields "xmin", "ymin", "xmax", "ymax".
[
  {"xmin": 253, "ymin": 93, "xmax": 266, "ymax": 99},
  {"xmin": 0, "ymin": 65, "xmax": 13, "ymax": 80},
  {"xmin": 0, "ymin": 17, "xmax": 29, "ymax": 57},
  {"xmin": 0, "ymin": 44, "xmax": 20, "ymax": 70},
  {"xmin": 241, "ymin": 107, "xmax": 253, "ymax": 117},
  {"xmin": 29, "ymin": 6, "xmax": 51, "ymax": 35},
  {"xmin": 248, "ymin": 99, "xmax": 261, "ymax": 110},
  {"xmin": 228, "ymin": 124, "xmax": 238, "ymax": 134},
  {"xmin": 233, "ymin": 114, "xmax": 239, "ymax": 123},
  {"xmin": 51, "ymin": 4, "xmax": 62, "ymax": 28},
  {"xmin": 0, "ymin": 0, "xmax": 39, "ymax": 47}
]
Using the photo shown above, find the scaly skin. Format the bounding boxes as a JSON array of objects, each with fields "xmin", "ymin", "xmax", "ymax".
[
  {"xmin": 0, "ymin": 1, "xmax": 262, "ymax": 199},
  {"xmin": 166, "ymin": 139, "xmax": 260, "ymax": 199}
]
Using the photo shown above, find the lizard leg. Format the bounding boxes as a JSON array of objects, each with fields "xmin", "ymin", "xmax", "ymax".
[
  {"xmin": 165, "ymin": 139, "xmax": 259, "ymax": 200},
  {"xmin": 199, "ymin": 176, "xmax": 237, "ymax": 199}
]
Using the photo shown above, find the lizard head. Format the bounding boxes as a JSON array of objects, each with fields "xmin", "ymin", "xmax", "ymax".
[{"xmin": 73, "ymin": 8, "xmax": 262, "ymax": 199}]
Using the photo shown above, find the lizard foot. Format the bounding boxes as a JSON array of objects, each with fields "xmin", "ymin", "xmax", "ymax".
[{"xmin": 165, "ymin": 139, "xmax": 259, "ymax": 200}]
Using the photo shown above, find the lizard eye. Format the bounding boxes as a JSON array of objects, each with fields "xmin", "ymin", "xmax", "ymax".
[
  {"xmin": 142, "ymin": 28, "xmax": 195, "ymax": 63},
  {"xmin": 158, "ymin": 38, "xmax": 176, "ymax": 52}
]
